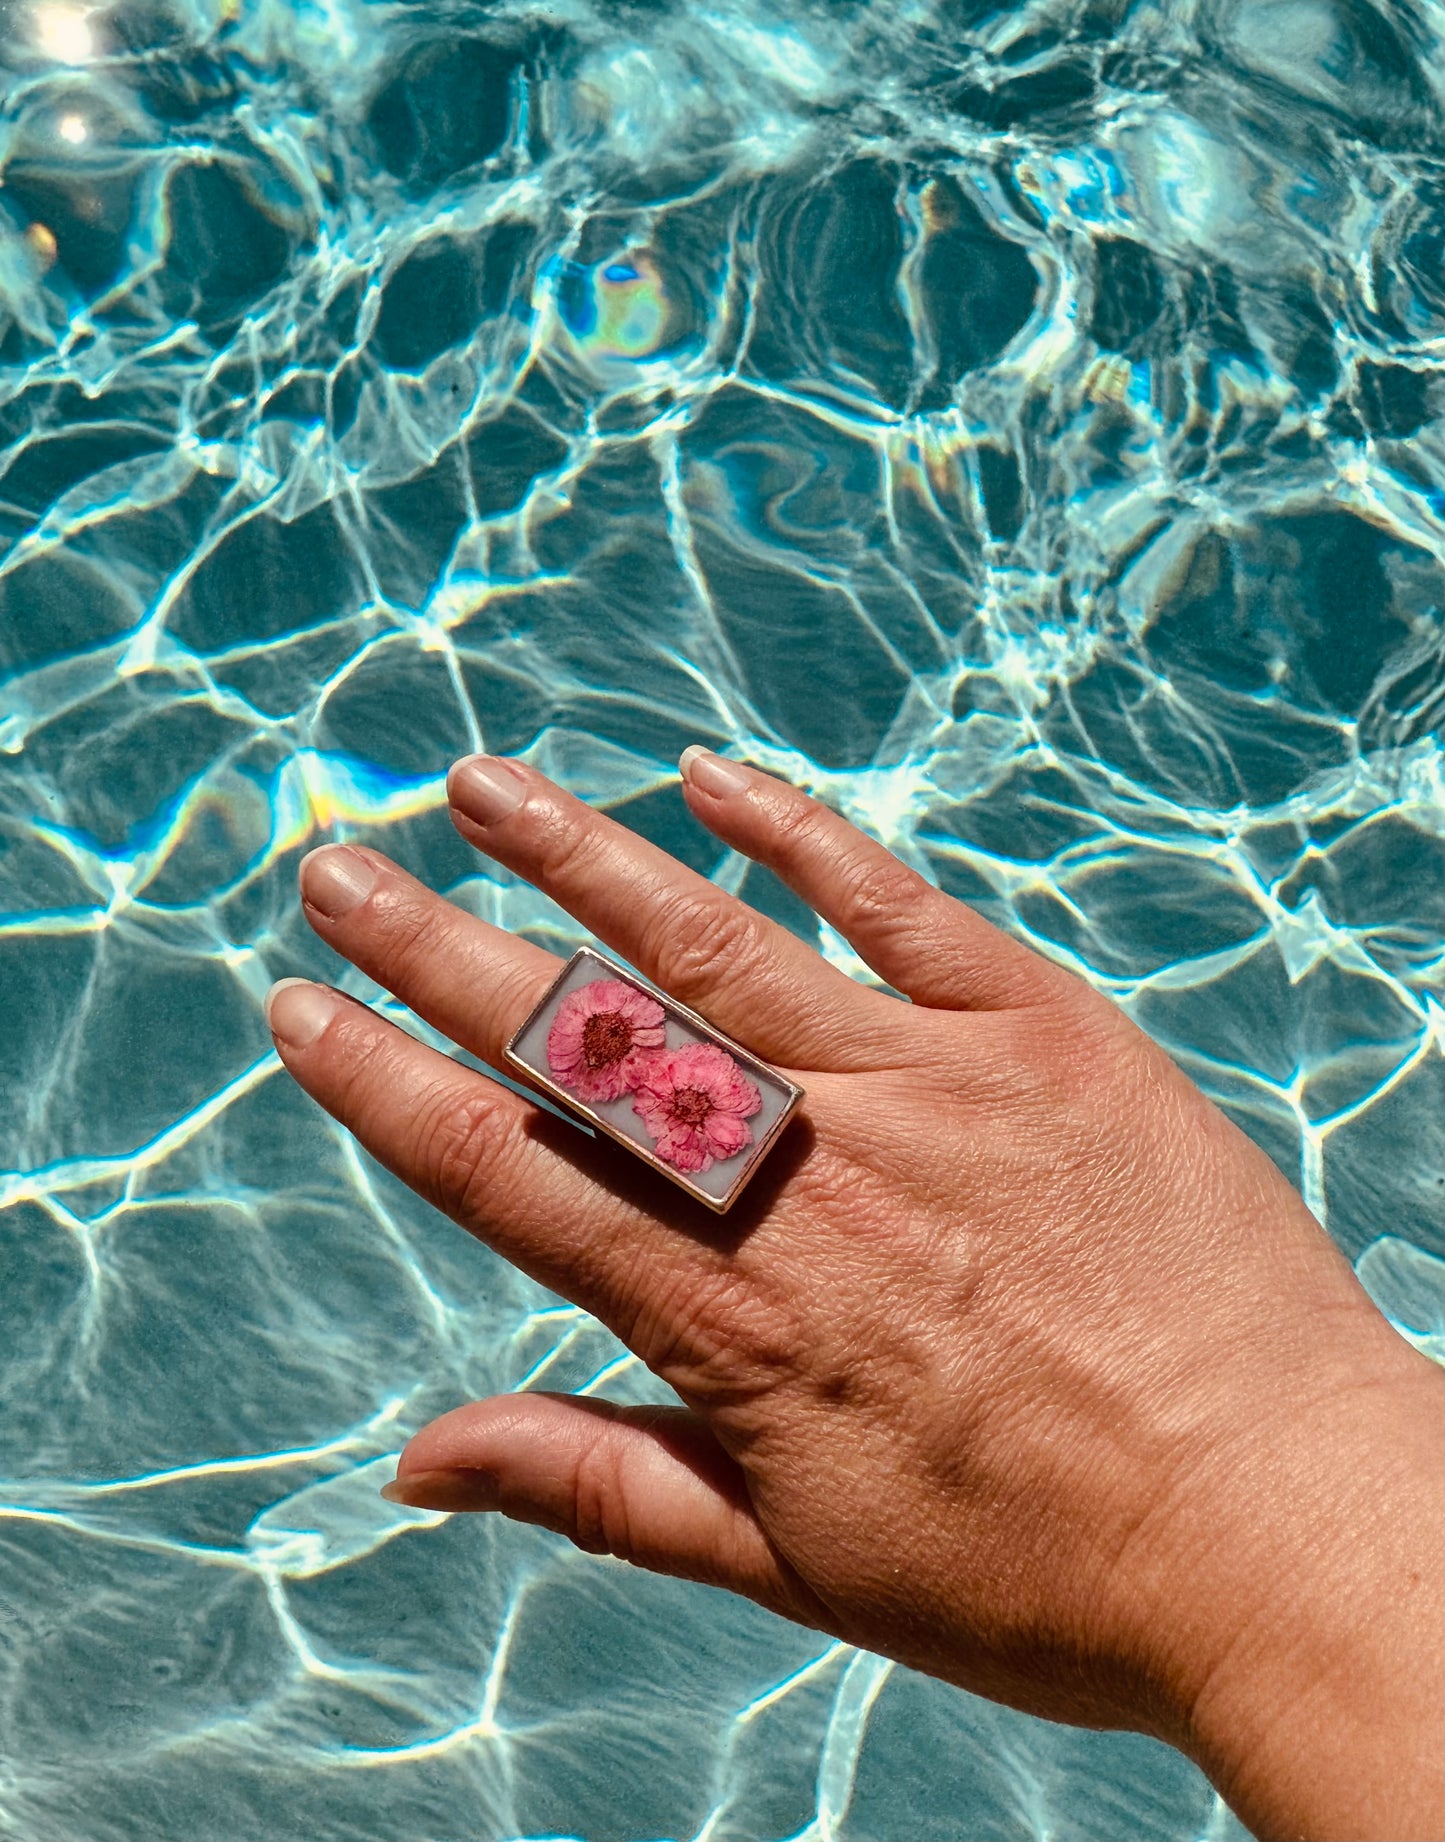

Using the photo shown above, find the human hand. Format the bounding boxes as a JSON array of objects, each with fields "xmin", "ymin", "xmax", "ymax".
[{"xmin": 267, "ymin": 751, "xmax": 1443, "ymax": 1842}]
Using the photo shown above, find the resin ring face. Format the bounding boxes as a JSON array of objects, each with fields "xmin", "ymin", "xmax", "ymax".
[{"xmin": 505, "ymin": 947, "xmax": 805, "ymax": 1212}]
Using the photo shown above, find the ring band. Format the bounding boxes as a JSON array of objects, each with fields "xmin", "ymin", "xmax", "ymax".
[{"xmin": 505, "ymin": 947, "xmax": 804, "ymax": 1211}]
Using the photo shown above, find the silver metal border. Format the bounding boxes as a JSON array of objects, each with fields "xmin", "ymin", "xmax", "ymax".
[{"xmin": 503, "ymin": 946, "xmax": 805, "ymax": 1213}]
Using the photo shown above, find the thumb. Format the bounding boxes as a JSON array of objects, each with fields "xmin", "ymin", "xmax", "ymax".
[{"xmin": 382, "ymin": 1392, "xmax": 822, "ymax": 1623}]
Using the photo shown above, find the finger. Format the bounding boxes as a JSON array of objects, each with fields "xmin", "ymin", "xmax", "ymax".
[
  {"xmin": 445, "ymin": 754, "xmax": 890, "ymax": 1070},
  {"xmin": 677, "ymin": 749, "xmax": 1062, "ymax": 1011},
  {"xmin": 298, "ymin": 842, "xmax": 561, "ymax": 1070},
  {"xmin": 380, "ymin": 1393, "xmax": 826, "ymax": 1623},
  {"xmin": 264, "ymin": 978, "xmax": 715, "ymax": 1326}
]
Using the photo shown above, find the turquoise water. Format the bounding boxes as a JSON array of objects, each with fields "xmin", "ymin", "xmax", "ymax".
[{"xmin": 1, "ymin": 0, "xmax": 1442, "ymax": 1834}]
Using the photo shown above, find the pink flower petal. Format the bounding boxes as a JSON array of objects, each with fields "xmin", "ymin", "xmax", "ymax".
[
  {"xmin": 630, "ymin": 1041, "xmax": 763, "ymax": 1173},
  {"xmin": 547, "ymin": 977, "xmax": 668, "ymax": 1101},
  {"xmin": 653, "ymin": 1123, "xmax": 712, "ymax": 1173},
  {"xmin": 703, "ymin": 1110, "xmax": 752, "ymax": 1159},
  {"xmin": 571, "ymin": 1059, "xmax": 634, "ymax": 1104}
]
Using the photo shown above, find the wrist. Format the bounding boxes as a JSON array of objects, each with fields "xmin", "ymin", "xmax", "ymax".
[{"xmin": 1158, "ymin": 1338, "xmax": 1443, "ymax": 1841}]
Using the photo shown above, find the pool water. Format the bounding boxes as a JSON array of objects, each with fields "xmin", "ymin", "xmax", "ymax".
[{"xmin": 1, "ymin": 0, "xmax": 1441, "ymax": 1836}]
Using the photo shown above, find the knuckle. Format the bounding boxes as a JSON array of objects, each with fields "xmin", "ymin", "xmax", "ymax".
[
  {"xmin": 569, "ymin": 1439, "xmax": 625, "ymax": 1558},
  {"xmin": 837, "ymin": 847, "xmax": 931, "ymax": 934},
  {"xmin": 767, "ymin": 796, "xmax": 934, "ymax": 936},
  {"xmin": 528, "ymin": 802, "xmax": 606, "ymax": 898},
  {"xmin": 768, "ymin": 794, "xmax": 838, "ymax": 866},
  {"xmin": 973, "ymin": 995, "xmax": 1126, "ymax": 1113},
  {"xmin": 328, "ymin": 1007, "xmax": 393, "ymax": 1107},
  {"xmin": 413, "ymin": 1080, "xmax": 514, "ymax": 1225},
  {"xmin": 369, "ymin": 886, "xmax": 445, "ymax": 976},
  {"xmin": 641, "ymin": 890, "xmax": 770, "ymax": 1005}
]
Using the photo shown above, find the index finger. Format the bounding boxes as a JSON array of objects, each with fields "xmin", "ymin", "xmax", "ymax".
[{"xmin": 263, "ymin": 977, "xmax": 783, "ymax": 1392}]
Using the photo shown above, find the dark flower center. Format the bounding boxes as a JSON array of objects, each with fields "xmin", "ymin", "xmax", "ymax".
[
  {"xmin": 670, "ymin": 1086, "xmax": 713, "ymax": 1126},
  {"xmin": 582, "ymin": 1011, "xmax": 633, "ymax": 1068}
]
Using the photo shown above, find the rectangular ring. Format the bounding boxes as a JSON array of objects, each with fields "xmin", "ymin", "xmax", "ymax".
[{"xmin": 504, "ymin": 947, "xmax": 805, "ymax": 1213}]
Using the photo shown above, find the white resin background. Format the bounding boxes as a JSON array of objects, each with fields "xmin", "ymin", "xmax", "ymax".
[{"xmin": 0, "ymin": 0, "xmax": 1441, "ymax": 1836}]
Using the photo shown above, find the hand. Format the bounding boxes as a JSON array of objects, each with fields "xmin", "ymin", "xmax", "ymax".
[{"xmin": 266, "ymin": 750, "xmax": 1444, "ymax": 1842}]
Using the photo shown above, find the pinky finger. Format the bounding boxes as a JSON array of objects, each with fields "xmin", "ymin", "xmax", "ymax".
[{"xmin": 678, "ymin": 751, "xmax": 1063, "ymax": 1012}]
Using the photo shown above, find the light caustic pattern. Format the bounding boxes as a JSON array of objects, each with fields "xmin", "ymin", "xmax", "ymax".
[{"xmin": 0, "ymin": 0, "xmax": 1441, "ymax": 1834}]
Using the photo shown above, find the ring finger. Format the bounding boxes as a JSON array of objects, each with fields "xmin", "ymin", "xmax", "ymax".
[{"xmin": 444, "ymin": 754, "xmax": 890, "ymax": 1070}]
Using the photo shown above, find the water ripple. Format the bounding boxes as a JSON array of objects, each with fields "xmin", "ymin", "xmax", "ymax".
[{"xmin": 1, "ymin": 0, "xmax": 1440, "ymax": 1835}]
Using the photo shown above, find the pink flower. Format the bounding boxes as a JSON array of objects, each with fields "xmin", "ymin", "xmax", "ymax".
[
  {"xmin": 547, "ymin": 978, "xmax": 666, "ymax": 1103},
  {"xmin": 631, "ymin": 1043, "xmax": 762, "ymax": 1174}
]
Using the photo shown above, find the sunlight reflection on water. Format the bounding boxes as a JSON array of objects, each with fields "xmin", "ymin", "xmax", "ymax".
[{"xmin": 0, "ymin": 0, "xmax": 1440, "ymax": 1835}]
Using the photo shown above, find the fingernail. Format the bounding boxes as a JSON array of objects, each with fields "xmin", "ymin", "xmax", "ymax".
[
  {"xmin": 380, "ymin": 1468, "xmax": 501, "ymax": 1512},
  {"xmin": 265, "ymin": 978, "xmax": 339, "ymax": 1049},
  {"xmin": 300, "ymin": 845, "xmax": 378, "ymax": 920},
  {"xmin": 679, "ymin": 746, "xmax": 749, "ymax": 797},
  {"xmin": 448, "ymin": 755, "xmax": 527, "ymax": 827}
]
